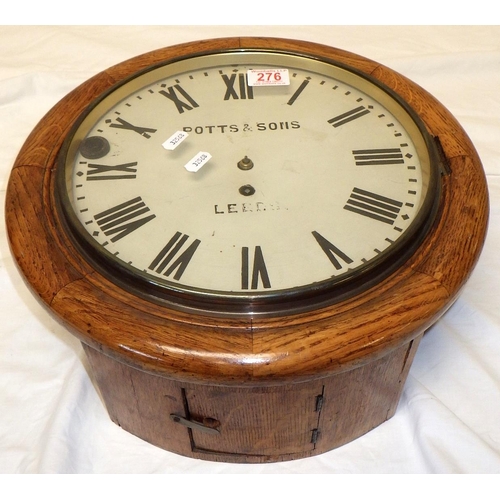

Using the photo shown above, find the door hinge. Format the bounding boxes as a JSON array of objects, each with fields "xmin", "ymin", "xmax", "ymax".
[
  {"xmin": 315, "ymin": 394, "xmax": 324, "ymax": 412},
  {"xmin": 311, "ymin": 428, "xmax": 320, "ymax": 444},
  {"xmin": 434, "ymin": 135, "xmax": 452, "ymax": 176}
]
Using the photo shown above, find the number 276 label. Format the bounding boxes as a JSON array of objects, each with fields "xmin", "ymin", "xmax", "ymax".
[{"xmin": 247, "ymin": 69, "xmax": 290, "ymax": 87}]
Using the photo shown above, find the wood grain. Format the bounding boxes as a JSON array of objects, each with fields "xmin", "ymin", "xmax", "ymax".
[
  {"xmin": 5, "ymin": 37, "xmax": 489, "ymax": 461},
  {"xmin": 83, "ymin": 336, "xmax": 420, "ymax": 462}
]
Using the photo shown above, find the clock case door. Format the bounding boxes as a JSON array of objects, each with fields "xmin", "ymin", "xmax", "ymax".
[{"xmin": 84, "ymin": 337, "xmax": 419, "ymax": 462}]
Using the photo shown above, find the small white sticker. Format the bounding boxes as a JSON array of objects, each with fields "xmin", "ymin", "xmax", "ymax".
[
  {"xmin": 247, "ymin": 68, "xmax": 290, "ymax": 87},
  {"xmin": 184, "ymin": 151, "xmax": 212, "ymax": 173},
  {"xmin": 162, "ymin": 130, "xmax": 188, "ymax": 150}
]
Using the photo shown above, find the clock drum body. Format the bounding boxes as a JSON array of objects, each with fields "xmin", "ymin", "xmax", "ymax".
[{"xmin": 6, "ymin": 38, "xmax": 488, "ymax": 463}]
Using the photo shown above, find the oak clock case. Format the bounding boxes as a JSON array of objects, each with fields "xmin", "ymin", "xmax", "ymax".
[{"xmin": 6, "ymin": 38, "xmax": 488, "ymax": 463}]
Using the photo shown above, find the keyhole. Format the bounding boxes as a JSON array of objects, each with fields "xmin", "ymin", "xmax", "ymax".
[{"xmin": 239, "ymin": 184, "xmax": 256, "ymax": 196}]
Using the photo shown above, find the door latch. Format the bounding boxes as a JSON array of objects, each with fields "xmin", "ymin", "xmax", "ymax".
[{"xmin": 170, "ymin": 414, "xmax": 221, "ymax": 435}]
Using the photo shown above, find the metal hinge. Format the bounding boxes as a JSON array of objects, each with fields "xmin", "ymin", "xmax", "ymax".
[
  {"xmin": 434, "ymin": 135, "xmax": 452, "ymax": 176},
  {"xmin": 311, "ymin": 428, "xmax": 320, "ymax": 444},
  {"xmin": 315, "ymin": 394, "xmax": 324, "ymax": 412}
]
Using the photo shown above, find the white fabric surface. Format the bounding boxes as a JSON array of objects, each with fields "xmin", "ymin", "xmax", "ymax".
[{"xmin": 1, "ymin": 25, "xmax": 499, "ymax": 474}]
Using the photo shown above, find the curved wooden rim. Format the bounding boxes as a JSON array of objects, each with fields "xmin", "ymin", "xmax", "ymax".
[{"xmin": 5, "ymin": 37, "xmax": 489, "ymax": 385}]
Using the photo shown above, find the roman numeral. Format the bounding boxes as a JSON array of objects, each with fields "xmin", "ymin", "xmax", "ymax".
[
  {"xmin": 107, "ymin": 117, "xmax": 157, "ymax": 138},
  {"xmin": 287, "ymin": 79, "xmax": 309, "ymax": 105},
  {"xmin": 344, "ymin": 188, "xmax": 403, "ymax": 225},
  {"xmin": 86, "ymin": 161, "xmax": 138, "ymax": 181},
  {"xmin": 222, "ymin": 73, "xmax": 254, "ymax": 100},
  {"xmin": 241, "ymin": 246, "xmax": 271, "ymax": 290},
  {"xmin": 328, "ymin": 106, "xmax": 370, "ymax": 127},
  {"xmin": 312, "ymin": 231, "xmax": 353, "ymax": 270},
  {"xmin": 352, "ymin": 148, "xmax": 404, "ymax": 166},
  {"xmin": 94, "ymin": 197, "xmax": 155, "ymax": 242},
  {"xmin": 149, "ymin": 232, "xmax": 201, "ymax": 281},
  {"xmin": 159, "ymin": 84, "xmax": 199, "ymax": 113}
]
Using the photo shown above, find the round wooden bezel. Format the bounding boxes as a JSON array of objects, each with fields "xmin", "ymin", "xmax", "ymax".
[{"xmin": 6, "ymin": 37, "xmax": 489, "ymax": 387}]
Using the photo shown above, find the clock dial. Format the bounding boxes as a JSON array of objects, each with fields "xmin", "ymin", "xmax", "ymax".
[{"xmin": 57, "ymin": 51, "xmax": 439, "ymax": 314}]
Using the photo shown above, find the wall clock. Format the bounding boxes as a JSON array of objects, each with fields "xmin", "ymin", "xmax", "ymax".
[{"xmin": 5, "ymin": 37, "xmax": 488, "ymax": 463}]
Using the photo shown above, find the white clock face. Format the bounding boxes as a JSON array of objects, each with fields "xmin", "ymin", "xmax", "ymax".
[{"xmin": 59, "ymin": 51, "xmax": 439, "ymax": 313}]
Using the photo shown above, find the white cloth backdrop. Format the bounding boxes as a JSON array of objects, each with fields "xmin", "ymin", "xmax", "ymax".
[{"xmin": 1, "ymin": 25, "xmax": 499, "ymax": 474}]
